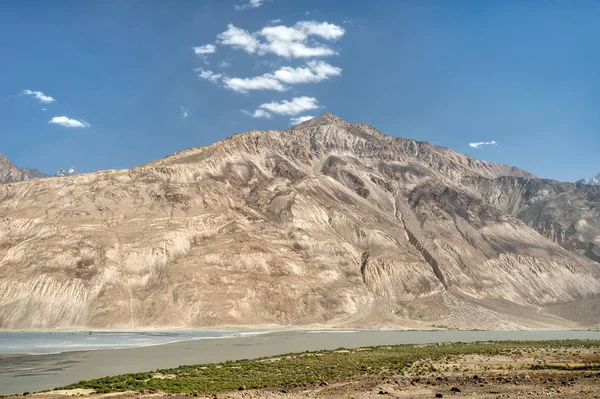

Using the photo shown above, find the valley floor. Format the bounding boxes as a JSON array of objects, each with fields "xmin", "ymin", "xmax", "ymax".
[{"xmin": 5, "ymin": 340, "xmax": 600, "ymax": 399}]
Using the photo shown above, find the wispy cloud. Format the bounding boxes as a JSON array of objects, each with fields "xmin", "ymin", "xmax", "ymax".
[
  {"xmin": 218, "ymin": 60, "xmax": 232, "ymax": 68},
  {"xmin": 198, "ymin": 61, "xmax": 340, "ymax": 93},
  {"xmin": 196, "ymin": 68, "xmax": 223, "ymax": 83},
  {"xmin": 217, "ymin": 20, "xmax": 345, "ymax": 58},
  {"xmin": 217, "ymin": 24, "xmax": 261, "ymax": 53},
  {"xmin": 193, "ymin": 44, "xmax": 216, "ymax": 55},
  {"xmin": 290, "ymin": 115, "xmax": 314, "ymax": 125},
  {"xmin": 258, "ymin": 96, "xmax": 320, "ymax": 115},
  {"xmin": 234, "ymin": 0, "xmax": 268, "ymax": 11},
  {"xmin": 271, "ymin": 60, "xmax": 341, "ymax": 84},
  {"xmin": 294, "ymin": 21, "xmax": 344, "ymax": 40},
  {"xmin": 269, "ymin": 19, "xmax": 282, "ymax": 24},
  {"xmin": 22, "ymin": 89, "xmax": 55, "ymax": 103},
  {"xmin": 222, "ymin": 60, "xmax": 341, "ymax": 93},
  {"xmin": 181, "ymin": 106, "xmax": 189, "ymax": 118},
  {"xmin": 469, "ymin": 140, "xmax": 498, "ymax": 149},
  {"xmin": 49, "ymin": 116, "xmax": 90, "ymax": 128},
  {"xmin": 224, "ymin": 75, "xmax": 287, "ymax": 93},
  {"xmin": 242, "ymin": 109, "xmax": 272, "ymax": 119}
]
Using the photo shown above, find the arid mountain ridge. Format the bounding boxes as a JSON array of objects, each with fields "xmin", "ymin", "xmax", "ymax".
[
  {"xmin": 0, "ymin": 113, "xmax": 598, "ymax": 330},
  {"xmin": 0, "ymin": 153, "xmax": 46, "ymax": 184}
]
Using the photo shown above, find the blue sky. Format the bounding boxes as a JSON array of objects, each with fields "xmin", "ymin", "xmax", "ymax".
[{"xmin": 1, "ymin": 0, "xmax": 599, "ymax": 182}]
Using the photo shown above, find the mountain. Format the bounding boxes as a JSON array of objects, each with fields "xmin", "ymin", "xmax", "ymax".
[
  {"xmin": 56, "ymin": 167, "xmax": 78, "ymax": 177},
  {"xmin": 0, "ymin": 153, "xmax": 24, "ymax": 183},
  {"xmin": 21, "ymin": 167, "xmax": 47, "ymax": 180},
  {"xmin": 0, "ymin": 153, "xmax": 47, "ymax": 184},
  {"xmin": 577, "ymin": 172, "xmax": 600, "ymax": 186},
  {"xmin": 0, "ymin": 113, "xmax": 598, "ymax": 330}
]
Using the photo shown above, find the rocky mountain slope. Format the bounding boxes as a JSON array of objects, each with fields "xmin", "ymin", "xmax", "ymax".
[
  {"xmin": 0, "ymin": 113, "xmax": 598, "ymax": 330},
  {"xmin": 464, "ymin": 176, "xmax": 600, "ymax": 263},
  {"xmin": 0, "ymin": 153, "xmax": 46, "ymax": 183}
]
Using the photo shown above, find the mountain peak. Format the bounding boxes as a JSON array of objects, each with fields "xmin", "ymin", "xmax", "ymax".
[
  {"xmin": 318, "ymin": 112, "xmax": 345, "ymax": 123},
  {"xmin": 289, "ymin": 112, "xmax": 385, "ymax": 139},
  {"xmin": 289, "ymin": 112, "xmax": 347, "ymax": 129},
  {"xmin": 577, "ymin": 172, "xmax": 600, "ymax": 186}
]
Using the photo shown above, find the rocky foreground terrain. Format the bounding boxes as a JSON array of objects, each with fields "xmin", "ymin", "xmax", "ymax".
[{"xmin": 0, "ymin": 113, "xmax": 599, "ymax": 329}]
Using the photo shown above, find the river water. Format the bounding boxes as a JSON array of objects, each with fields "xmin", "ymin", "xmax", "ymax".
[{"xmin": 0, "ymin": 330, "xmax": 267, "ymax": 355}]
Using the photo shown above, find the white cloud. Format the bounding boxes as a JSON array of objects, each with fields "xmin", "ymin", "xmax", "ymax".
[
  {"xmin": 217, "ymin": 24, "xmax": 260, "ymax": 53},
  {"xmin": 193, "ymin": 44, "xmax": 216, "ymax": 55},
  {"xmin": 259, "ymin": 96, "xmax": 319, "ymax": 115},
  {"xmin": 290, "ymin": 115, "xmax": 314, "ymax": 125},
  {"xmin": 234, "ymin": 0, "xmax": 267, "ymax": 10},
  {"xmin": 22, "ymin": 89, "xmax": 55, "ymax": 103},
  {"xmin": 260, "ymin": 25, "xmax": 307, "ymax": 43},
  {"xmin": 242, "ymin": 109, "xmax": 272, "ymax": 119},
  {"xmin": 294, "ymin": 21, "xmax": 345, "ymax": 40},
  {"xmin": 222, "ymin": 60, "xmax": 341, "ymax": 93},
  {"xmin": 259, "ymin": 22, "xmax": 342, "ymax": 58},
  {"xmin": 271, "ymin": 60, "xmax": 341, "ymax": 84},
  {"xmin": 269, "ymin": 19, "xmax": 282, "ymax": 24},
  {"xmin": 218, "ymin": 60, "xmax": 232, "ymax": 68},
  {"xmin": 49, "ymin": 116, "xmax": 90, "ymax": 128},
  {"xmin": 200, "ymin": 60, "xmax": 340, "ymax": 93},
  {"xmin": 260, "ymin": 37, "xmax": 335, "ymax": 58},
  {"xmin": 196, "ymin": 68, "xmax": 222, "ymax": 83},
  {"xmin": 469, "ymin": 140, "xmax": 498, "ymax": 149},
  {"xmin": 224, "ymin": 75, "xmax": 287, "ymax": 93},
  {"xmin": 41, "ymin": 107, "xmax": 48, "ymax": 111},
  {"xmin": 217, "ymin": 21, "xmax": 345, "ymax": 59},
  {"xmin": 181, "ymin": 106, "xmax": 188, "ymax": 118}
]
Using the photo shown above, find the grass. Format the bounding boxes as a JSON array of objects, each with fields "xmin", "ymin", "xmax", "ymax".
[{"xmin": 50, "ymin": 340, "xmax": 600, "ymax": 395}]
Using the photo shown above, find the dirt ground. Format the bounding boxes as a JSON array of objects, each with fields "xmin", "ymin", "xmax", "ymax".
[{"xmin": 20, "ymin": 347, "xmax": 600, "ymax": 399}]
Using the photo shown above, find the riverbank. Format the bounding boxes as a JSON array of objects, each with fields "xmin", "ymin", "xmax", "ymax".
[{"xmin": 2, "ymin": 330, "xmax": 600, "ymax": 396}]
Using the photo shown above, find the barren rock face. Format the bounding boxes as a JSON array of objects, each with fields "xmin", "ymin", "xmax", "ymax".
[
  {"xmin": 0, "ymin": 153, "xmax": 26, "ymax": 184},
  {"xmin": 0, "ymin": 153, "xmax": 46, "ymax": 184},
  {"xmin": 0, "ymin": 113, "xmax": 598, "ymax": 329},
  {"xmin": 464, "ymin": 176, "xmax": 600, "ymax": 263}
]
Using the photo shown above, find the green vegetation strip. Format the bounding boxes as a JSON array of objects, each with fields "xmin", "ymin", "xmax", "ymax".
[{"xmin": 56, "ymin": 340, "xmax": 600, "ymax": 394}]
